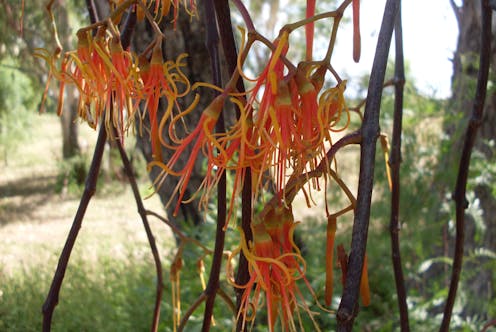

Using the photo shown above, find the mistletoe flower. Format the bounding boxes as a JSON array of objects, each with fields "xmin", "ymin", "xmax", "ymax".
[
  {"xmin": 214, "ymin": 30, "xmax": 291, "ymax": 204},
  {"xmin": 96, "ymin": 35, "xmax": 137, "ymax": 138},
  {"xmin": 139, "ymin": 39, "xmax": 188, "ymax": 161},
  {"xmin": 126, "ymin": 0, "xmax": 196, "ymax": 28},
  {"xmin": 69, "ymin": 29, "xmax": 111, "ymax": 127},
  {"xmin": 229, "ymin": 201, "xmax": 323, "ymax": 332},
  {"xmin": 148, "ymin": 94, "xmax": 226, "ymax": 216}
]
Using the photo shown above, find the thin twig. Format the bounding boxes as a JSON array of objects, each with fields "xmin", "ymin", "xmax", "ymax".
[
  {"xmin": 146, "ymin": 210, "xmax": 212, "ymax": 253},
  {"xmin": 284, "ymin": 130, "xmax": 362, "ymax": 204},
  {"xmin": 336, "ymin": 0, "xmax": 400, "ymax": 330},
  {"xmin": 481, "ymin": 319, "xmax": 496, "ymax": 332},
  {"xmin": 389, "ymin": 3, "xmax": 410, "ymax": 331},
  {"xmin": 179, "ymin": 293, "xmax": 207, "ymax": 332},
  {"xmin": 42, "ymin": 122, "xmax": 107, "ymax": 332},
  {"xmin": 201, "ymin": 0, "xmax": 227, "ymax": 330},
  {"xmin": 439, "ymin": 1, "xmax": 492, "ymax": 331},
  {"xmin": 113, "ymin": 126, "xmax": 162, "ymax": 332},
  {"xmin": 42, "ymin": 4, "xmax": 138, "ymax": 329},
  {"xmin": 212, "ymin": 1, "xmax": 252, "ymax": 330},
  {"xmin": 217, "ymin": 287, "xmax": 237, "ymax": 313},
  {"xmin": 109, "ymin": 14, "xmax": 163, "ymax": 332},
  {"xmin": 42, "ymin": 2, "xmax": 103, "ymax": 330}
]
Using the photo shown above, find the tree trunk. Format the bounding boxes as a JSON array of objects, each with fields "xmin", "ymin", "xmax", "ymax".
[
  {"xmin": 60, "ymin": 85, "xmax": 80, "ymax": 159},
  {"xmin": 58, "ymin": 1, "xmax": 80, "ymax": 159},
  {"xmin": 132, "ymin": 13, "xmax": 215, "ymax": 227}
]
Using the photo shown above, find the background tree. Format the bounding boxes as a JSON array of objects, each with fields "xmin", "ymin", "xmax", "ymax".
[
  {"xmin": 131, "ymin": 9, "xmax": 213, "ymax": 227},
  {"xmin": 440, "ymin": 0, "xmax": 496, "ymax": 318},
  {"xmin": 0, "ymin": 1, "xmax": 82, "ymax": 165}
]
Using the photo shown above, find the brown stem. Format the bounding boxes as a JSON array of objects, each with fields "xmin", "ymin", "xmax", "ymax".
[
  {"xmin": 389, "ymin": 4, "xmax": 410, "ymax": 331},
  {"xmin": 42, "ymin": 6, "xmax": 137, "ymax": 329},
  {"xmin": 42, "ymin": 3, "xmax": 104, "ymax": 329},
  {"xmin": 113, "ymin": 127, "xmax": 162, "ymax": 332},
  {"xmin": 482, "ymin": 319, "xmax": 496, "ymax": 332},
  {"xmin": 212, "ymin": 1, "xmax": 252, "ymax": 331},
  {"xmin": 42, "ymin": 122, "xmax": 107, "ymax": 332},
  {"xmin": 439, "ymin": 1, "xmax": 492, "ymax": 331},
  {"xmin": 336, "ymin": 0, "xmax": 399, "ymax": 330},
  {"xmin": 284, "ymin": 130, "xmax": 362, "ymax": 204},
  {"xmin": 179, "ymin": 293, "xmax": 207, "ymax": 332},
  {"xmin": 201, "ymin": 0, "xmax": 227, "ymax": 330},
  {"xmin": 146, "ymin": 210, "xmax": 212, "ymax": 253}
]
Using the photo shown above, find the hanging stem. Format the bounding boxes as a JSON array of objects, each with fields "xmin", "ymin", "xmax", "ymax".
[
  {"xmin": 439, "ymin": 1, "xmax": 492, "ymax": 331},
  {"xmin": 201, "ymin": 0, "xmax": 227, "ymax": 330},
  {"xmin": 42, "ymin": 5, "xmax": 137, "ymax": 329},
  {"xmin": 336, "ymin": 0, "xmax": 399, "ymax": 330},
  {"xmin": 42, "ymin": 122, "xmax": 107, "ymax": 332},
  {"xmin": 113, "ymin": 126, "xmax": 163, "ymax": 332},
  {"xmin": 389, "ymin": 3, "xmax": 410, "ymax": 331},
  {"xmin": 42, "ymin": 2, "xmax": 103, "ymax": 330},
  {"xmin": 284, "ymin": 131, "xmax": 362, "ymax": 204},
  {"xmin": 212, "ymin": 1, "xmax": 252, "ymax": 331}
]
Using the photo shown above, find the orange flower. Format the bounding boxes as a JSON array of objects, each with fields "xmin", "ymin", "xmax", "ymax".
[
  {"xmin": 305, "ymin": 0, "xmax": 316, "ymax": 61},
  {"xmin": 214, "ymin": 31, "xmax": 290, "ymax": 201},
  {"xmin": 228, "ymin": 201, "xmax": 323, "ymax": 332},
  {"xmin": 100, "ymin": 35, "xmax": 137, "ymax": 138},
  {"xmin": 139, "ymin": 39, "xmax": 183, "ymax": 161},
  {"xmin": 122, "ymin": 0, "xmax": 196, "ymax": 28},
  {"xmin": 148, "ymin": 94, "xmax": 226, "ymax": 216},
  {"xmin": 71, "ymin": 29, "xmax": 110, "ymax": 126},
  {"xmin": 360, "ymin": 254, "xmax": 370, "ymax": 306}
]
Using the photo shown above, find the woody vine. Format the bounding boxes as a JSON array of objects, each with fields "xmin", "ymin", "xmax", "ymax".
[{"xmin": 34, "ymin": 0, "xmax": 493, "ymax": 331}]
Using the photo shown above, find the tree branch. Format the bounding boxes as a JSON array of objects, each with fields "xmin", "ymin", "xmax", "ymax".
[
  {"xmin": 212, "ymin": 2, "xmax": 252, "ymax": 330},
  {"xmin": 201, "ymin": 0, "xmax": 227, "ymax": 330},
  {"xmin": 113, "ymin": 126, "xmax": 162, "ymax": 332},
  {"xmin": 42, "ymin": 3, "xmax": 104, "ymax": 329},
  {"xmin": 336, "ymin": 0, "xmax": 400, "ymax": 330},
  {"xmin": 439, "ymin": 1, "xmax": 492, "ymax": 331},
  {"xmin": 42, "ymin": 5, "xmax": 137, "ymax": 329},
  {"xmin": 42, "ymin": 122, "xmax": 107, "ymax": 332},
  {"xmin": 449, "ymin": 0, "xmax": 462, "ymax": 30},
  {"xmin": 389, "ymin": 4, "xmax": 410, "ymax": 331}
]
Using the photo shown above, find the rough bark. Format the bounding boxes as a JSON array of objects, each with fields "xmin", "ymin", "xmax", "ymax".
[{"xmin": 132, "ymin": 13, "xmax": 213, "ymax": 227}]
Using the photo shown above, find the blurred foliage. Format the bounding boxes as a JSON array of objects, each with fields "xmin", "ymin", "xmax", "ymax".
[
  {"xmin": 344, "ymin": 61, "xmax": 494, "ymax": 330},
  {"xmin": 0, "ymin": 0, "xmax": 84, "ymax": 164},
  {"xmin": 0, "ymin": 256, "xmax": 161, "ymax": 331},
  {"xmin": 0, "ymin": 58, "xmax": 38, "ymax": 165}
]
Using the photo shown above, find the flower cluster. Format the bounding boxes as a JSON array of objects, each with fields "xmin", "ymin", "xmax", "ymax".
[
  {"xmin": 228, "ymin": 203, "xmax": 329, "ymax": 331},
  {"xmin": 37, "ymin": 0, "xmax": 369, "ymax": 329},
  {"xmin": 35, "ymin": 24, "xmax": 189, "ymax": 156},
  {"xmin": 152, "ymin": 28, "xmax": 350, "ymax": 222},
  {"xmin": 149, "ymin": 23, "xmax": 355, "ymax": 328}
]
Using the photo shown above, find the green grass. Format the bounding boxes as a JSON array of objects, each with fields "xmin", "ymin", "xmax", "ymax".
[
  {"xmin": 0, "ymin": 256, "xmax": 157, "ymax": 331},
  {"xmin": 0, "ymin": 220, "xmax": 239, "ymax": 331}
]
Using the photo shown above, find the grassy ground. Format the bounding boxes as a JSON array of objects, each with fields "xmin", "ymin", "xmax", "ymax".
[
  {"xmin": 4, "ymin": 112, "xmax": 490, "ymax": 331},
  {"xmin": 0, "ymin": 112, "xmax": 367, "ymax": 331},
  {"xmin": 0, "ymin": 113, "xmax": 361, "ymax": 331},
  {"xmin": 0, "ymin": 114, "xmax": 176, "ymax": 330}
]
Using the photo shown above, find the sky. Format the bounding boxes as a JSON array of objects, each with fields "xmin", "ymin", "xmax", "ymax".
[{"xmin": 333, "ymin": 0, "xmax": 459, "ymax": 99}]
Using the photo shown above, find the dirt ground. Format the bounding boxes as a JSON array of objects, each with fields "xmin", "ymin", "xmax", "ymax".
[{"xmin": 0, "ymin": 114, "xmax": 170, "ymax": 275}]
